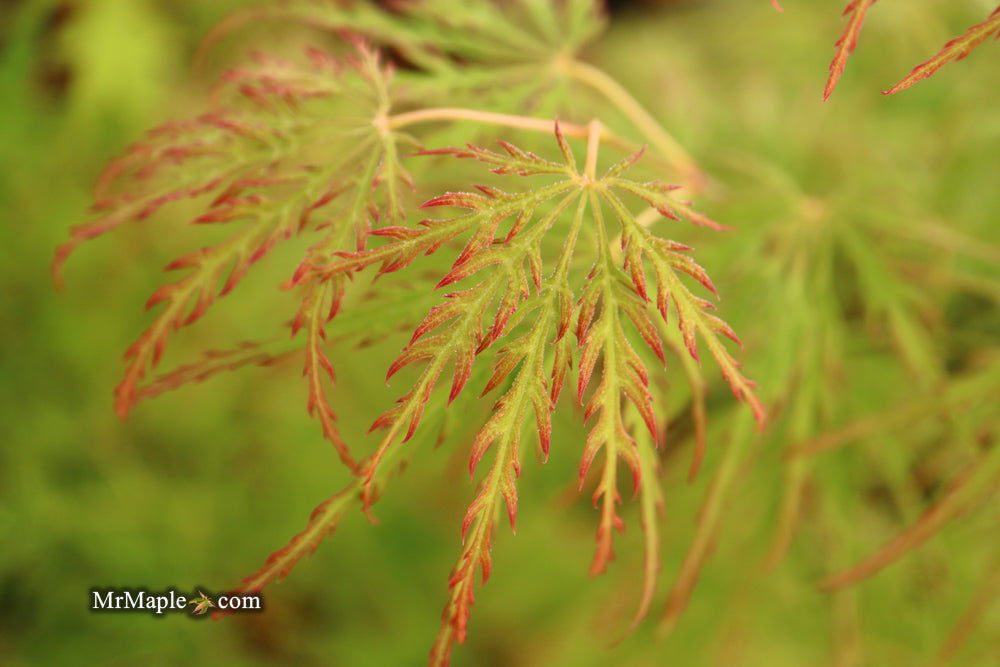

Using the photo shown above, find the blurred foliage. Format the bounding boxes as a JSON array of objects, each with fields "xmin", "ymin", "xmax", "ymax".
[{"xmin": 2, "ymin": 0, "xmax": 998, "ymax": 665}]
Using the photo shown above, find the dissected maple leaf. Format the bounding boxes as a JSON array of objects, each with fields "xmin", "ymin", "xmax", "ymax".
[
  {"xmin": 55, "ymin": 43, "xmax": 413, "ymax": 471},
  {"xmin": 289, "ymin": 123, "xmax": 763, "ymax": 665}
]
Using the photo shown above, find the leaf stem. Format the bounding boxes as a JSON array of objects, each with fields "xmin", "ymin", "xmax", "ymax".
[
  {"xmin": 563, "ymin": 59, "xmax": 703, "ymax": 189},
  {"xmin": 388, "ymin": 107, "xmax": 577, "ymax": 134},
  {"xmin": 385, "ymin": 107, "xmax": 639, "ymax": 156},
  {"xmin": 584, "ymin": 119, "xmax": 601, "ymax": 181}
]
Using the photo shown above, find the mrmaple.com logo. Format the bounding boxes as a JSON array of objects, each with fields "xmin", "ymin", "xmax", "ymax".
[{"xmin": 90, "ymin": 588, "xmax": 262, "ymax": 616}]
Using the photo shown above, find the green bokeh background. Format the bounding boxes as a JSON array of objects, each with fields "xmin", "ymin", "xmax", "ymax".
[{"xmin": 2, "ymin": 1, "xmax": 997, "ymax": 665}]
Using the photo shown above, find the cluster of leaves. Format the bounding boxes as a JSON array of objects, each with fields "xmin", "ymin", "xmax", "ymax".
[
  {"xmin": 55, "ymin": 42, "xmax": 414, "ymax": 471},
  {"xmin": 679, "ymin": 81, "xmax": 1000, "ymax": 654},
  {"xmin": 57, "ymin": 0, "xmax": 1000, "ymax": 665},
  {"xmin": 56, "ymin": 1, "xmax": 762, "ymax": 664},
  {"xmin": 770, "ymin": 1, "xmax": 1000, "ymax": 99},
  {"xmin": 726, "ymin": 172, "xmax": 1000, "ymax": 607}
]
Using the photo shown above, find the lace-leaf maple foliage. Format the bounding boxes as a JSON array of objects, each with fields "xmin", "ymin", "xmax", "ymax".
[
  {"xmin": 770, "ymin": 1, "xmax": 1000, "ymax": 99},
  {"xmin": 55, "ymin": 0, "xmax": 1000, "ymax": 664},
  {"xmin": 56, "ymin": 1, "xmax": 766, "ymax": 665},
  {"xmin": 54, "ymin": 44, "xmax": 413, "ymax": 471}
]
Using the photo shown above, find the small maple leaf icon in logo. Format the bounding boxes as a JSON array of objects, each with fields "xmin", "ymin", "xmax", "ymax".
[{"xmin": 188, "ymin": 591, "xmax": 216, "ymax": 615}]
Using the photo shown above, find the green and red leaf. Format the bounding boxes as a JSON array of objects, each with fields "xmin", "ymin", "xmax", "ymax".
[
  {"xmin": 883, "ymin": 6, "xmax": 1000, "ymax": 95},
  {"xmin": 824, "ymin": 0, "xmax": 878, "ymax": 101}
]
